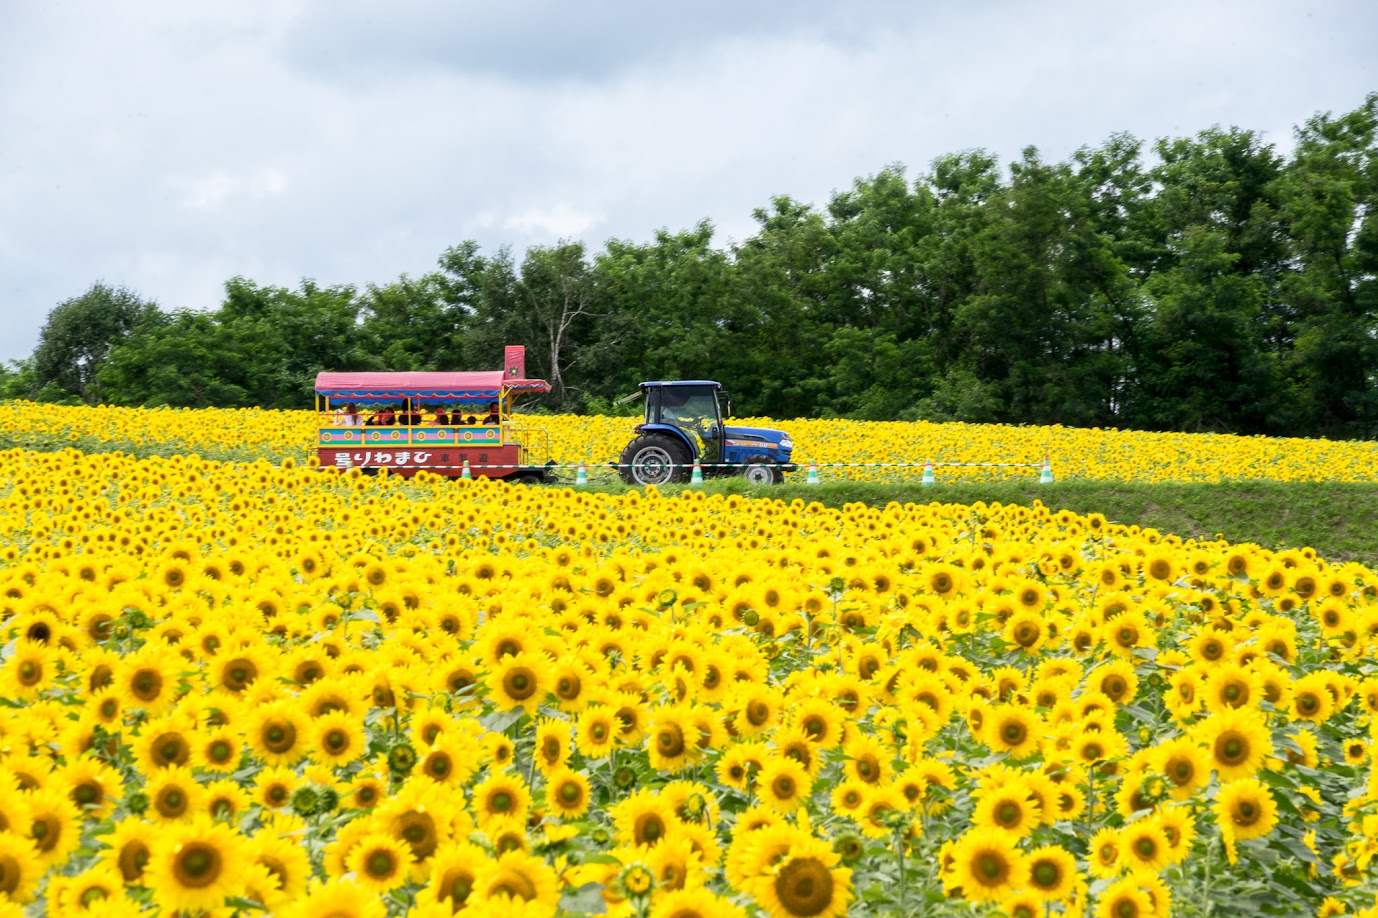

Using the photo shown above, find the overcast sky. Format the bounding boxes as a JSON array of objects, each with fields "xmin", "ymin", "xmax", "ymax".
[{"xmin": 1, "ymin": 0, "xmax": 1374, "ymax": 363}]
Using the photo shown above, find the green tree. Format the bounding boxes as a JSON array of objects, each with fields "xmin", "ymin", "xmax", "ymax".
[
  {"xmin": 446, "ymin": 242, "xmax": 605, "ymax": 409},
  {"xmin": 1128, "ymin": 127, "xmax": 1290, "ymax": 432},
  {"xmin": 100, "ymin": 311, "xmax": 253, "ymax": 407},
  {"xmin": 942, "ymin": 148, "xmax": 1128, "ymax": 425},
  {"xmin": 1277, "ymin": 93, "xmax": 1378, "ymax": 435},
  {"xmin": 1138, "ymin": 227, "xmax": 1277, "ymax": 432},
  {"xmin": 592, "ymin": 221, "xmax": 746, "ymax": 401},
  {"xmin": 217, "ymin": 277, "xmax": 378, "ymax": 408},
  {"xmin": 914, "ymin": 151, "xmax": 1001, "ymax": 380},
  {"xmin": 31, "ymin": 283, "xmax": 160, "ymax": 403},
  {"xmin": 731, "ymin": 196, "xmax": 837, "ymax": 416},
  {"xmin": 361, "ymin": 273, "xmax": 467, "ymax": 370},
  {"xmin": 0, "ymin": 360, "xmax": 36, "ymax": 400}
]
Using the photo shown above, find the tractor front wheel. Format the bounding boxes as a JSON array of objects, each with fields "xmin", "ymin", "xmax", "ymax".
[
  {"xmin": 619, "ymin": 435, "xmax": 691, "ymax": 486},
  {"xmin": 741, "ymin": 457, "xmax": 783, "ymax": 485}
]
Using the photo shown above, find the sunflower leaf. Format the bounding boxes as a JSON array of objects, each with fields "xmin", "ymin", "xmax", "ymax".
[
  {"xmin": 558, "ymin": 882, "xmax": 607, "ymax": 914},
  {"xmin": 481, "ymin": 708, "xmax": 525, "ymax": 733}
]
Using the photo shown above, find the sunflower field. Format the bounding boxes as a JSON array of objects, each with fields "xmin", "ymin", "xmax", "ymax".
[
  {"xmin": 6, "ymin": 400, "xmax": 1378, "ymax": 483},
  {"xmin": 3, "ymin": 434, "xmax": 1378, "ymax": 918}
]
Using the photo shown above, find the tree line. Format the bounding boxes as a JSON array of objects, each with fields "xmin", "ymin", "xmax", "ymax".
[{"xmin": 5, "ymin": 94, "xmax": 1376, "ymax": 438}]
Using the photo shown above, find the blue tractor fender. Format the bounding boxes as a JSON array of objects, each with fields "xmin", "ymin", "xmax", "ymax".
[{"xmin": 637, "ymin": 423, "xmax": 702, "ymax": 461}]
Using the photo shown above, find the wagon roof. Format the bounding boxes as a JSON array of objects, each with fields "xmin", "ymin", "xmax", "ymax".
[{"xmin": 315, "ymin": 371, "xmax": 551, "ymax": 399}]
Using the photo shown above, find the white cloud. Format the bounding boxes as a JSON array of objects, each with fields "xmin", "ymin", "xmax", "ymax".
[
  {"xmin": 172, "ymin": 168, "xmax": 290, "ymax": 211},
  {"xmin": 502, "ymin": 205, "xmax": 604, "ymax": 240},
  {"xmin": 0, "ymin": 0, "xmax": 1374, "ymax": 362}
]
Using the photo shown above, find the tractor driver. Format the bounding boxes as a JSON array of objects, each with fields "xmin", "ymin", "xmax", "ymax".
[{"xmin": 660, "ymin": 389, "xmax": 720, "ymax": 466}]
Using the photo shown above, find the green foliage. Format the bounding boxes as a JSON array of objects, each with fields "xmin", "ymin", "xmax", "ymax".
[
  {"xmin": 31, "ymin": 282, "xmax": 160, "ymax": 403},
  {"xmin": 23, "ymin": 94, "xmax": 1378, "ymax": 438},
  {"xmin": 100, "ymin": 277, "xmax": 378, "ymax": 409}
]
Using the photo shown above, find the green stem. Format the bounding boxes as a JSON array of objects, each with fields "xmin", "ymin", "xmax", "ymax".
[{"xmin": 896, "ymin": 829, "xmax": 908, "ymax": 915}]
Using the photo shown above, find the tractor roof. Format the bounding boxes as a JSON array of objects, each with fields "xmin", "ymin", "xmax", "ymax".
[{"xmin": 639, "ymin": 380, "xmax": 720, "ymax": 389}]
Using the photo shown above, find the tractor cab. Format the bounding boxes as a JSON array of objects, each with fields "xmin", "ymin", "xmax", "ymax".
[
  {"xmin": 644, "ymin": 382, "xmax": 726, "ymax": 463},
  {"xmin": 618, "ymin": 381, "xmax": 795, "ymax": 486}
]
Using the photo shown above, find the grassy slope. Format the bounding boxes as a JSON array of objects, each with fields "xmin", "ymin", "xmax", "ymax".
[{"xmin": 581, "ymin": 477, "xmax": 1378, "ymax": 566}]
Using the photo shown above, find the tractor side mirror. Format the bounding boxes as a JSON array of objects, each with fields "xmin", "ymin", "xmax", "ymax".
[{"xmin": 722, "ymin": 393, "xmax": 732, "ymax": 418}]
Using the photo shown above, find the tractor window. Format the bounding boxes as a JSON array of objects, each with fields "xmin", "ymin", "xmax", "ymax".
[{"xmin": 659, "ymin": 388, "xmax": 719, "ymax": 434}]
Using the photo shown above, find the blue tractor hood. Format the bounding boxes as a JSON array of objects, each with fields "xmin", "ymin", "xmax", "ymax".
[{"xmin": 723, "ymin": 424, "xmax": 791, "ymax": 446}]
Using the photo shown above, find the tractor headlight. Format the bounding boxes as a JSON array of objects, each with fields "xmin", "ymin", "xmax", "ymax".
[{"xmin": 778, "ymin": 437, "xmax": 793, "ymax": 451}]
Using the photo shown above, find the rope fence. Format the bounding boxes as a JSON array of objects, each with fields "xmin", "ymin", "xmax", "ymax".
[{"xmin": 322, "ymin": 456, "xmax": 1056, "ymax": 484}]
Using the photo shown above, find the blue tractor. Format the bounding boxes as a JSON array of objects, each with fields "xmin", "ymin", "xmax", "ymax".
[{"xmin": 617, "ymin": 381, "xmax": 795, "ymax": 486}]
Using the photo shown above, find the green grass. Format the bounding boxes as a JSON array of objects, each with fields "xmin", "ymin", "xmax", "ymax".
[{"xmin": 565, "ymin": 474, "xmax": 1378, "ymax": 565}]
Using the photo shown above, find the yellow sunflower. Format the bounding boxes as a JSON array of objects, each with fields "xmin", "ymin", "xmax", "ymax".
[
  {"xmin": 278, "ymin": 878, "xmax": 388, "ymax": 918},
  {"xmin": 1192, "ymin": 708, "xmax": 1273, "ymax": 782},
  {"xmin": 250, "ymin": 824, "xmax": 313, "ymax": 902},
  {"xmin": 942, "ymin": 827, "xmax": 1028, "ymax": 904},
  {"xmin": 254, "ymin": 765, "xmax": 298, "ymax": 810},
  {"xmin": 758, "ymin": 758, "xmax": 814, "ymax": 814},
  {"xmin": 1118, "ymin": 819, "xmax": 1171, "ymax": 873},
  {"xmin": 1097, "ymin": 877, "xmax": 1153, "ymax": 918},
  {"xmin": 1203, "ymin": 662, "xmax": 1263, "ymax": 712},
  {"xmin": 1087, "ymin": 826, "xmax": 1121, "ymax": 878},
  {"xmin": 346, "ymin": 832, "xmax": 415, "ymax": 893},
  {"xmin": 534, "ymin": 718, "xmax": 571, "ymax": 774},
  {"xmin": 1215, "ymin": 777, "xmax": 1279, "ymax": 862},
  {"xmin": 1155, "ymin": 806, "xmax": 1197, "ymax": 866},
  {"xmin": 49, "ymin": 863, "xmax": 131, "ymax": 914},
  {"xmin": 649, "ymin": 886, "xmax": 748, "ymax": 918},
  {"xmin": 984, "ymin": 706, "xmax": 1042, "ymax": 759},
  {"xmin": 576, "ymin": 706, "xmax": 619, "ymax": 758},
  {"xmin": 191, "ymin": 723, "xmax": 244, "ymax": 773},
  {"xmin": 647, "ymin": 707, "xmax": 703, "ymax": 774},
  {"xmin": 25, "ymin": 784, "xmax": 83, "ymax": 868},
  {"xmin": 545, "ymin": 767, "xmax": 592, "ymax": 819},
  {"xmin": 613, "ymin": 790, "xmax": 679, "ymax": 849},
  {"xmin": 548, "ymin": 655, "xmax": 595, "ymax": 713},
  {"xmin": 1151, "ymin": 736, "xmax": 1210, "ymax": 801},
  {"xmin": 472, "ymin": 772, "xmax": 533, "ymax": 830},
  {"xmin": 487, "ymin": 651, "xmax": 552, "ymax": 714},
  {"xmin": 59, "ymin": 755, "xmax": 123, "ymax": 819},
  {"xmin": 312, "ymin": 710, "xmax": 366, "ymax": 767},
  {"xmin": 414, "ymin": 840, "xmax": 490, "ymax": 914},
  {"xmin": 470, "ymin": 849, "xmax": 561, "ymax": 912},
  {"xmin": 842, "ymin": 732, "xmax": 892, "ymax": 786},
  {"xmin": 971, "ymin": 784, "xmax": 1039, "ymax": 838},
  {"xmin": 245, "ymin": 701, "xmax": 311, "ymax": 767},
  {"xmin": 115, "ymin": 644, "xmax": 181, "ymax": 715},
  {"xmin": 1024, "ymin": 844, "xmax": 1079, "ymax": 903},
  {"xmin": 147, "ymin": 765, "xmax": 207, "ymax": 822},
  {"xmin": 102, "ymin": 817, "xmax": 152, "ymax": 884},
  {"xmin": 1289, "ymin": 672, "xmax": 1338, "ymax": 724},
  {"xmin": 421, "ymin": 735, "xmax": 479, "ymax": 787},
  {"xmin": 0, "ymin": 831, "xmax": 43, "ymax": 903},
  {"xmin": 145, "ymin": 816, "xmax": 252, "ymax": 915},
  {"xmin": 376, "ymin": 778, "xmax": 454, "ymax": 870},
  {"xmin": 749, "ymin": 832, "xmax": 851, "ymax": 918},
  {"xmin": 716, "ymin": 743, "xmax": 764, "ymax": 792},
  {"xmin": 345, "ymin": 775, "xmax": 387, "ymax": 811},
  {"xmin": 0, "ymin": 640, "xmax": 59, "ymax": 701},
  {"xmin": 790, "ymin": 697, "xmax": 846, "ymax": 751}
]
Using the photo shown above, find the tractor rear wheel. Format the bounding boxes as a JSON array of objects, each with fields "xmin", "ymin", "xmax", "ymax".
[{"xmin": 619, "ymin": 435, "xmax": 691, "ymax": 486}]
